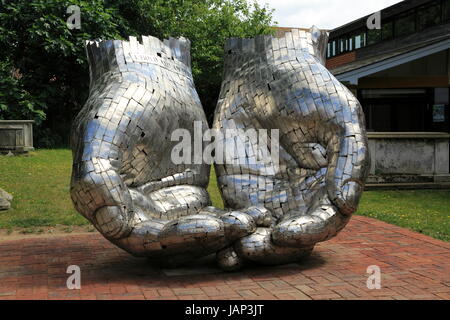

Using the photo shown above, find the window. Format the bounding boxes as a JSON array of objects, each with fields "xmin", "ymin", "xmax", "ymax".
[
  {"xmin": 353, "ymin": 32, "xmax": 366, "ymax": 49},
  {"xmin": 326, "ymin": 40, "xmax": 337, "ymax": 58},
  {"xmin": 367, "ymin": 29, "xmax": 381, "ymax": 45},
  {"xmin": 337, "ymin": 38, "xmax": 349, "ymax": 54},
  {"xmin": 360, "ymin": 89, "xmax": 428, "ymax": 132},
  {"xmin": 417, "ymin": 1, "xmax": 441, "ymax": 31},
  {"xmin": 395, "ymin": 10, "xmax": 416, "ymax": 38},
  {"xmin": 382, "ymin": 21, "xmax": 394, "ymax": 40},
  {"xmin": 443, "ymin": 0, "xmax": 450, "ymax": 22},
  {"xmin": 329, "ymin": 40, "xmax": 336, "ymax": 57}
]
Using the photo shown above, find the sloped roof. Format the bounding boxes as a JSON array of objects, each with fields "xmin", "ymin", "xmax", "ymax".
[{"xmin": 332, "ymin": 33, "xmax": 450, "ymax": 76}]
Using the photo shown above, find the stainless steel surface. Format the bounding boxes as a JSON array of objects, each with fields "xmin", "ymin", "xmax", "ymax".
[
  {"xmin": 70, "ymin": 28, "xmax": 370, "ymax": 271},
  {"xmin": 70, "ymin": 36, "xmax": 259, "ymax": 267},
  {"xmin": 214, "ymin": 27, "xmax": 370, "ymax": 269}
]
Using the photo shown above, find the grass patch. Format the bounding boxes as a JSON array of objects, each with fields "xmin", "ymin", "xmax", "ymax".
[
  {"xmin": 207, "ymin": 166, "xmax": 224, "ymax": 209},
  {"xmin": 356, "ymin": 190, "xmax": 450, "ymax": 242},
  {"xmin": 0, "ymin": 149, "xmax": 448, "ymax": 241},
  {"xmin": 0, "ymin": 149, "xmax": 88, "ymax": 229},
  {"xmin": 10, "ymin": 217, "xmax": 52, "ymax": 228}
]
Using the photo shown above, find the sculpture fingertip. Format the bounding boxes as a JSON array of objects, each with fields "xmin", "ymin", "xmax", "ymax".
[{"xmin": 217, "ymin": 247, "xmax": 245, "ymax": 272}]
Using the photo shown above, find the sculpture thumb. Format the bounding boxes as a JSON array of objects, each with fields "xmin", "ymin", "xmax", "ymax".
[{"xmin": 330, "ymin": 179, "xmax": 364, "ymax": 216}]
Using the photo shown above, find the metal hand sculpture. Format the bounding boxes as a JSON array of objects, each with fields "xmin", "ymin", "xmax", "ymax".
[
  {"xmin": 70, "ymin": 36, "xmax": 269, "ymax": 267},
  {"xmin": 214, "ymin": 27, "xmax": 370, "ymax": 270},
  {"xmin": 70, "ymin": 30, "xmax": 369, "ymax": 271}
]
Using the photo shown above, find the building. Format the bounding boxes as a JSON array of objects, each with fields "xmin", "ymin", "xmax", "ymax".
[{"xmin": 325, "ymin": 0, "xmax": 450, "ymax": 187}]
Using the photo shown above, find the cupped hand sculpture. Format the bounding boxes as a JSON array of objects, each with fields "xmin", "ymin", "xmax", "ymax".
[
  {"xmin": 70, "ymin": 29, "xmax": 370, "ymax": 271},
  {"xmin": 213, "ymin": 27, "xmax": 370, "ymax": 270},
  {"xmin": 70, "ymin": 36, "xmax": 269, "ymax": 267}
]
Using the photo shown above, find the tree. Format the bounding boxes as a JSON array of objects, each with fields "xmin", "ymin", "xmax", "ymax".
[
  {"xmin": 0, "ymin": 60, "xmax": 45, "ymax": 124},
  {"xmin": 0, "ymin": 0, "xmax": 128, "ymax": 146},
  {"xmin": 0, "ymin": 0, "xmax": 275, "ymax": 147}
]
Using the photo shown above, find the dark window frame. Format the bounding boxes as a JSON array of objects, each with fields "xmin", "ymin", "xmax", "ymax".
[
  {"xmin": 394, "ymin": 9, "xmax": 417, "ymax": 38},
  {"xmin": 367, "ymin": 28, "xmax": 382, "ymax": 46},
  {"xmin": 381, "ymin": 20, "xmax": 394, "ymax": 41},
  {"xmin": 443, "ymin": 0, "xmax": 450, "ymax": 22},
  {"xmin": 417, "ymin": 0, "xmax": 442, "ymax": 32}
]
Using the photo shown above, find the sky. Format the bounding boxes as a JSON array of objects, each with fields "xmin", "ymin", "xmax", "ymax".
[{"xmin": 255, "ymin": 0, "xmax": 404, "ymax": 30}]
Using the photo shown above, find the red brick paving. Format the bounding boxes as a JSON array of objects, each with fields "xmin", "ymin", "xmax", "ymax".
[{"xmin": 0, "ymin": 216, "xmax": 449, "ymax": 300}]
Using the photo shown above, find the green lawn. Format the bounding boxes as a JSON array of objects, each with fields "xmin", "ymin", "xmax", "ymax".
[
  {"xmin": 0, "ymin": 149, "xmax": 449, "ymax": 241},
  {"xmin": 357, "ymin": 190, "xmax": 450, "ymax": 242},
  {"xmin": 0, "ymin": 149, "xmax": 87, "ymax": 231}
]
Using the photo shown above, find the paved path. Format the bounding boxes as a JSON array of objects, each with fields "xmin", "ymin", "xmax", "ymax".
[{"xmin": 0, "ymin": 216, "xmax": 449, "ymax": 300}]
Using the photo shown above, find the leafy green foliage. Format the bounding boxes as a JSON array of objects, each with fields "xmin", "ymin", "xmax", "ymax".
[
  {"xmin": 0, "ymin": 60, "xmax": 46, "ymax": 124},
  {"xmin": 0, "ymin": 0, "xmax": 127, "ymax": 147},
  {"xmin": 0, "ymin": 0, "xmax": 275, "ymax": 146}
]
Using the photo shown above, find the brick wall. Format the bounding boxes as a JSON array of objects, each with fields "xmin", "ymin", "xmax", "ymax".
[{"xmin": 326, "ymin": 51, "xmax": 356, "ymax": 70}]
